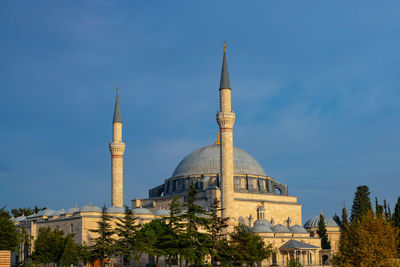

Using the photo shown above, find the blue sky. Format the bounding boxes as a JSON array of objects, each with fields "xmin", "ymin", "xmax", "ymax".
[{"xmin": 1, "ymin": 1, "xmax": 400, "ymax": 221}]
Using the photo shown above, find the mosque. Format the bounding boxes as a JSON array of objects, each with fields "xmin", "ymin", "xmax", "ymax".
[{"xmin": 11, "ymin": 45, "xmax": 340, "ymax": 267}]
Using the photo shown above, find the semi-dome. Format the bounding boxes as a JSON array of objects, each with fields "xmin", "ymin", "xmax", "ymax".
[
  {"xmin": 132, "ymin": 208, "xmax": 152, "ymax": 215},
  {"xmin": 172, "ymin": 144, "xmax": 266, "ymax": 177},
  {"xmin": 252, "ymin": 219, "xmax": 273, "ymax": 233},
  {"xmin": 80, "ymin": 205, "xmax": 102, "ymax": 213},
  {"xmin": 290, "ymin": 225, "xmax": 308, "ymax": 234},
  {"xmin": 304, "ymin": 215, "xmax": 340, "ymax": 228},
  {"xmin": 106, "ymin": 206, "xmax": 125, "ymax": 214}
]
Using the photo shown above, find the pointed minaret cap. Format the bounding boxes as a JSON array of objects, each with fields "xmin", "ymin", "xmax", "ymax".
[
  {"xmin": 113, "ymin": 84, "xmax": 122, "ymax": 123},
  {"xmin": 219, "ymin": 42, "xmax": 231, "ymax": 90}
]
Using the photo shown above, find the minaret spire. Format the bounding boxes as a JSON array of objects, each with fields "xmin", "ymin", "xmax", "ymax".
[
  {"xmin": 113, "ymin": 84, "xmax": 122, "ymax": 123},
  {"xmin": 109, "ymin": 85, "xmax": 126, "ymax": 208},
  {"xmin": 216, "ymin": 43, "xmax": 236, "ymax": 221},
  {"xmin": 219, "ymin": 42, "xmax": 231, "ymax": 90}
]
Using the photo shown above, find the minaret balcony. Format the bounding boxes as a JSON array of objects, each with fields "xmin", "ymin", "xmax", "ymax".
[{"xmin": 216, "ymin": 112, "xmax": 236, "ymax": 129}]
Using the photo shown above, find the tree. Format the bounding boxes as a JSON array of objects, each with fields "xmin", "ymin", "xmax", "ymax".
[
  {"xmin": 161, "ymin": 196, "xmax": 185, "ymax": 267},
  {"xmin": 342, "ymin": 207, "xmax": 349, "ymax": 228},
  {"xmin": 90, "ymin": 205, "xmax": 115, "ymax": 267},
  {"xmin": 114, "ymin": 206, "xmax": 141, "ymax": 266},
  {"xmin": 375, "ymin": 197, "xmax": 384, "ymax": 217},
  {"xmin": 333, "ymin": 213, "xmax": 342, "ymax": 228},
  {"xmin": 317, "ymin": 214, "xmax": 331, "ymax": 249},
  {"xmin": 393, "ymin": 197, "xmax": 400, "ymax": 253},
  {"xmin": 137, "ymin": 219, "xmax": 169, "ymax": 265},
  {"xmin": 32, "ymin": 227, "xmax": 67, "ymax": 265},
  {"xmin": 205, "ymin": 198, "xmax": 229, "ymax": 265},
  {"xmin": 229, "ymin": 225, "xmax": 273, "ymax": 266},
  {"xmin": 11, "ymin": 206, "xmax": 44, "ymax": 217},
  {"xmin": 351, "ymin": 185, "xmax": 372, "ymax": 222},
  {"xmin": 333, "ymin": 211, "xmax": 399, "ymax": 266},
  {"xmin": 60, "ymin": 235, "xmax": 80, "ymax": 266},
  {"xmin": 181, "ymin": 183, "xmax": 210, "ymax": 265},
  {"xmin": 0, "ymin": 207, "xmax": 19, "ymax": 251}
]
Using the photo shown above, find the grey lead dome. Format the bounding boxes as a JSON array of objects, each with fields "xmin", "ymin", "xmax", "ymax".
[{"xmin": 172, "ymin": 144, "xmax": 266, "ymax": 177}]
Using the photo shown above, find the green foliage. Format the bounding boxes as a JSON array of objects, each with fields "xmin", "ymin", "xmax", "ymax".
[
  {"xmin": 90, "ymin": 205, "xmax": 116, "ymax": 267},
  {"xmin": 205, "ymin": 198, "xmax": 229, "ymax": 265},
  {"xmin": 60, "ymin": 235, "xmax": 80, "ymax": 266},
  {"xmin": 375, "ymin": 197, "xmax": 384, "ymax": 217},
  {"xmin": 317, "ymin": 214, "xmax": 331, "ymax": 249},
  {"xmin": 229, "ymin": 224, "xmax": 273, "ymax": 266},
  {"xmin": 114, "ymin": 206, "xmax": 141, "ymax": 265},
  {"xmin": 351, "ymin": 185, "xmax": 372, "ymax": 222},
  {"xmin": 11, "ymin": 206, "xmax": 44, "ymax": 217},
  {"xmin": 287, "ymin": 258, "xmax": 303, "ymax": 267},
  {"xmin": 333, "ymin": 211, "xmax": 399, "ymax": 266},
  {"xmin": 342, "ymin": 207, "xmax": 348, "ymax": 228},
  {"xmin": 0, "ymin": 207, "xmax": 19, "ymax": 251},
  {"xmin": 32, "ymin": 227, "xmax": 72, "ymax": 265},
  {"xmin": 181, "ymin": 183, "xmax": 211, "ymax": 265},
  {"xmin": 333, "ymin": 213, "xmax": 342, "ymax": 228}
]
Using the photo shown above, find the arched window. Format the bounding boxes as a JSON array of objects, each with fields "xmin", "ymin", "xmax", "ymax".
[
  {"xmin": 257, "ymin": 206, "xmax": 265, "ymax": 220},
  {"xmin": 70, "ymin": 224, "xmax": 73, "ymax": 234}
]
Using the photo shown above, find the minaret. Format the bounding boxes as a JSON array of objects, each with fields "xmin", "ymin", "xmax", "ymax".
[
  {"xmin": 216, "ymin": 43, "xmax": 235, "ymax": 220},
  {"xmin": 109, "ymin": 85, "xmax": 125, "ymax": 207}
]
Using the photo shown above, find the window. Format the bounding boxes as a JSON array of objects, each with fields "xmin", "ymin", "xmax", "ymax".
[
  {"xmin": 234, "ymin": 177, "xmax": 241, "ymax": 189},
  {"xmin": 70, "ymin": 224, "xmax": 74, "ymax": 233}
]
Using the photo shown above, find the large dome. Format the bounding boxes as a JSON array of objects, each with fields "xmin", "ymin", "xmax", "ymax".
[{"xmin": 172, "ymin": 144, "xmax": 266, "ymax": 177}]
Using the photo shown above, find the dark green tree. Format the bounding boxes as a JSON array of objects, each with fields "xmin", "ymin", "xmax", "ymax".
[
  {"xmin": 205, "ymin": 198, "xmax": 229, "ymax": 265},
  {"xmin": 333, "ymin": 213, "xmax": 342, "ymax": 228},
  {"xmin": 161, "ymin": 196, "xmax": 185, "ymax": 267},
  {"xmin": 375, "ymin": 197, "xmax": 384, "ymax": 217},
  {"xmin": 0, "ymin": 207, "xmax": 19, "ymax": 251},
  {"xmin": 229, "ymin": 225, "xmax": 273, "ymax": 266},
  {"xmin": 137, "ymin": 219, "xmax": 169, "ymax": 265},
  {"xmin": 114, "ymin": 206, "xmax": 141, "ymax": 266},
  {"xmin": 32, "ymin": 227, "xmax": 67, "ymax": 265},
  {"xmin": 317, "ymin": 214, "xmax": 331, "ymax": 249},
  {"xmin": 181, "ymin": 183, "xmax": 210, "ymax": 265},
  {"xmin": 60, "ymin": 235, "xmax": 80, "ymax": 266},
  {"xmin": 350, "ymin": 185, "xmax": 372, "ymax": 222},
  {"xmin": 393, "ymin": 197, "xmax": 400, "ymax": 254},
  {"xmin": 342, "ymin": 207, "xmax": 348, "ymax": 228},
  {"xmin": 90, "ymin": 206, "xmax": 115, "ymax": 267}
]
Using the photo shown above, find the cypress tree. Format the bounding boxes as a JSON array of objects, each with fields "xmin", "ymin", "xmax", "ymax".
[
  {"xmin": 317, "ymin": 214, "xmax": 331, "ymax": 249},
  {"xmin": 350, "ymin": 185, "xmax": 372, "ymax": 222},
  {"xmin": 342, "ymin": 207, "xmax": 348, "ymax": 228},
  {"xmin": 60, "ymin": 234, "xmax": 79, "ymax": 266},
  {"xmin": 333, "ymin": 213, "xmax": 342, "ymax": 228},
  {"xmin": 393, "ymin": 197, "xmax": 400, "ymax": 229},
  {"xmin": 375, "ymin": 197, "xmax": 384, "ymax": 217}
]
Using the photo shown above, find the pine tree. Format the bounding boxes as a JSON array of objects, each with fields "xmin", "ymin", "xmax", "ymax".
[
  {"xmin": 114, "ymin": 206, "xmax": 141, "ymax": 266},
  {"xmin": 351, "ymin": 185, "xmax": 372, "ymax": 222},
  {"xmin": 317, "ymin": 214, "xmax": 331, "ymax": 249},
  {"xmin": 90, "ymin": 206, "xmax": 115, "ymax": 267},
  {"xmin": 394, "ymin": 197, "xmax": 400, "ymax": 229},
  {"xmin": 229, "ymin": 225, "xmax": 273, "ymax": 266},
  {"xmin": 0, "ymin": 208, "xmax": 19, "ymax": 251},
  {"xmin": 181, "ymin": 183, "xmax": 210, "ymax": 265},
  {"xmin": 205, "ymin": 198, "xmax": 229, "ymax": 265}
]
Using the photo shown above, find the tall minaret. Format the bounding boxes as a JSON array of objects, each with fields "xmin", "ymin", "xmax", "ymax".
[
  {"xmin": 216, "ymin": 43, "xmax": 235, "ymax": 220},
  {"xmin": 109, "ymin": 85, "xmax": 125, "ymax": 207}
]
